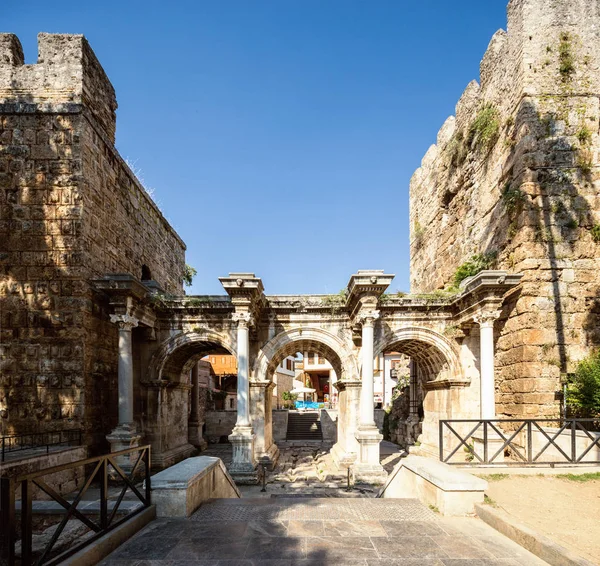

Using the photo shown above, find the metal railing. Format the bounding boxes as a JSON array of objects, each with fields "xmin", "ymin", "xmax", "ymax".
[
  {"xmin": 1, "ymin": 429, "xmax": 83, "ymax": 462},
  {"xmin": 439, "ymin": 418, "xmax": 600, "ymax": 466},
  {"xmin": 0, "ymin": 445, "xmax": 151, "ymax": 566}
]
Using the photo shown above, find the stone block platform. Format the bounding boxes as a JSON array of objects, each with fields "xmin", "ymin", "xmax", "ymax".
[{"xmin": 100, "ymin": 497, "xmax": 548, "ymax": 564}]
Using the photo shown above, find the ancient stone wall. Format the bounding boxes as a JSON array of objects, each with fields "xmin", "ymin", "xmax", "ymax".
[
  {"xmin": 0, "ymin": 33, "xmax": 186, "ymax": 447},
  {"xmin": 409, "ymin": 0, "xmax": 600, "ymax": 418}
]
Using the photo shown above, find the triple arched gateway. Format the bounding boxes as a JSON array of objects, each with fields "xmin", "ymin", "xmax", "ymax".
[{"xmin": 93, "ymin": 269, "xmax": 521, "ymax": 482}]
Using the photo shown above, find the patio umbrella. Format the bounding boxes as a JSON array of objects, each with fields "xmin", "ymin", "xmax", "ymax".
[{"xmin": 290, "ymin": 386, "xmax": 316, "ymax": 408}]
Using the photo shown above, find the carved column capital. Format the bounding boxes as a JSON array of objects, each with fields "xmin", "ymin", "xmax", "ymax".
[
  {"xmin": 357, "ymin": 310, "xmax": 380, "ymax": 327},
  {"xmin": 109, "ymin": 313, "xmax": 139, "ymax": 331},
  {"xmin": 474, "ymin": 310, "xmax": 501, "ymax": 328},
  {"xmin": 232, "ymin": 311, "xmax": 254, "ymax": 329}
]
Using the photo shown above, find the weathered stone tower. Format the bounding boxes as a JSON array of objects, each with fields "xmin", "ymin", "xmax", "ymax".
[
  {"xmin": 0, "ymin": 34, "xmax": 186, "ymax": 448},
  {"xmin": 410, "ymin": 0, "xmax": 600, "ymax": 418}
]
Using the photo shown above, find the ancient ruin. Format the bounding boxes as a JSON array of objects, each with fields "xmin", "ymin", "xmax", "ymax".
[{"xmin": 1, "ymin": 0, "xmax": 599, "ymax": 487}]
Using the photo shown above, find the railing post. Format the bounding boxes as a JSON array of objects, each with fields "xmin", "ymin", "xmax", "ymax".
[
  {"xmin": 2, "ymin": 436, "xmax": 5, "ymax": 462},
  {"xmin": 527, "ymin": 420, "xmax": 532, "ymax": 464},
  {"xmin": 99, "ymin": 457, "xmax": 108, "ymax": 529},
  {"xmin": 144, "ymin": 447, "xmax": 151, "ymax": 505},
  {"xmin": 1, "ymin": 477, "xmax": 15, "ymax": 566},
  {"xmin": 571, "ymin": 419, "xmax": 577, "ymax": 463},
  {"xmin": 439, "ymin": 420, "xmax": 443, "ymax": 462},
  {"xmin": 483, "ymin": 421, "xmax": 488, "ymax": 464},
  {"xmin": 21, "ymin": 479, "xmax": 33, "ymax": 566}
]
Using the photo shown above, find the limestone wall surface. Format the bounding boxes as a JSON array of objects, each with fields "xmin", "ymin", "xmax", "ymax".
[
  {"xmin": 409, "ymin": 0, "xmax": 600, "ymax": 418},
  {"xmin": 0, "ymin": 33, "xmax": 186, "ymax": 447}
]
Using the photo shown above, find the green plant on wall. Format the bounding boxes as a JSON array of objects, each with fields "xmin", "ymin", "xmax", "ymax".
[
  {"xmin": 452, "ymin": 251, "xmax": 498, "ymax": 289},
  {"xmin": 469, "ymin": 103, "xmax": 501, "ymax": 152},
  {"xmin": 590, "ymin": 224, "xmax": 600, "ymax": 243},
  {"xmin": 558, "ymin": 32, "xmax": 575, "ymax": 80},
  {"xmin": 183, "ymin": 264, "xmax": 197, "ymax": 287}
]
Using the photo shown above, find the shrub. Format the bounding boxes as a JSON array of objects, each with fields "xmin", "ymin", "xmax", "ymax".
[
  {"xmin": 183, "ymin": 264, "xmax": 197, "ymax": 287},
  {"xmin": 501, "ymin": 184, "xmax": 527, "ymax": 217},
  {"xmin": 453, "ymin": 251, "xmax": 498, "ymax": 288},
  {"xmin": 590, "ymin": 224, "xmax": 600, "ymax": 243},
  {"xmin": 558, "ymin": 32, "xmax": 575, "ymax": 79},
  {"xmin": 469, "ymin": 104, "xmax": 501, "ymax": 152},
  {"xmin": 568, "ymin": 351, "xmax": 600, "ymax": 416},
  {"xmin": 577, "ymin": 125, "xmax": 592, "ymax": 146}
]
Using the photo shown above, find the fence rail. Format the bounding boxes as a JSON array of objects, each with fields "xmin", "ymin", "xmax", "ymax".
[
  {"xmin": 1, "ymin": 429, "xmax": 83, "ymax": 462},
  {"xmin": 0, "ymin": 445, "xmax": 151, "ymax": 566},
  {"xmin": 439, "ymin": 418, "xmax": 600, "ymax": 466}
]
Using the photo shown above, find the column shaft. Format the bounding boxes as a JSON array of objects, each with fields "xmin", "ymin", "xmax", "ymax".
[
  {"xmin": 236, "ymin": 322, "xmax": 250, "ymax": 427},
  {"xmin": 190, "ymin": 363, "xmax": 199, "ymax": 420},
  {"xmin": 117, "ymin": 326, "xmax": 134, "ymax": 425},
  {"xmin": 480, "ymin": 322, "xmax": 496, "ymax": 420},
  {"xmin": 359, "ymin": 320, "xmax": 375, "ymax": 427}
]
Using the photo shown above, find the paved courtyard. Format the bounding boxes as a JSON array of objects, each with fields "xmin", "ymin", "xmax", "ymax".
[{"xmin": 100, "ymin": 497, "xmax": 549, "ymax": 565}]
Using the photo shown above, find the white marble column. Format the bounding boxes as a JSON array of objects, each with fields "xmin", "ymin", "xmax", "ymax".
[
  {"xmin": 359, "ymin": 311, "xmax": 378, "ymax": 429},
  {"xmin": 228, "ymin": 312, "xmax": 257, "ymax": 483},
  {"xmin": 409, "ymin": 360, "xmax": 418, "ymax": 418},
  {"xmin": 107, "ymin": 314, "xmax": 141, "ymax": 465},
  {"xmin": 354, "ymin": 310, "xmax": 386, "ymax": 482},
  {"xmin": 475, "ymin": 311, "xmax": 501, "ymax": 420}
]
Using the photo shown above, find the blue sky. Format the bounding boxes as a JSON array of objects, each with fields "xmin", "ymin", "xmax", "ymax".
[{"xmin": 5, "ymin": 0, "xmax": 507, "ymax": 295}]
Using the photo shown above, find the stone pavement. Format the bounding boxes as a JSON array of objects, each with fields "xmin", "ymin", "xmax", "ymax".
[{"xmin": 100, "ymin": 497, "xmax": 549, "ymax": 565}]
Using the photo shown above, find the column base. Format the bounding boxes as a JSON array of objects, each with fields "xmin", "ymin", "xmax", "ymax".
[
  {"xmin": 106, "ymin": 424, "xmax": 142, "ymax": 475},
  {"xmin": 331, "ymin": 441, "xmax": 357, "ymax": 469},
  {"xmin": 188, "ymin": 421, "xmax": 208, "ymax": 451},
  {"xmin": 354, "ymin": 426, "xmax": 386, "ymax": 483},
  {"xmin": 257, "ymin": 442, "xmax": 280, "ymax": 471},
  {"xmin": 228, "ymin": 426, "xmax": 258, "ymax": 484}
]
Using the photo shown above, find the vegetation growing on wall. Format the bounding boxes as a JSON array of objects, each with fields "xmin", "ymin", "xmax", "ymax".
[
  {"xmin": 469, "ymin": 104, "xmax": 501, "ymax": 152},
  {"xmin": 183, "ymin": 264, "xmax": 197, "ymax": 287},
  {"xmin": 558, "ymin": 32, "xmax": 575, "ymax": 80},
  {"xmin": 452, "ymin": 251, "xmax": 498, "ymax": 289}
]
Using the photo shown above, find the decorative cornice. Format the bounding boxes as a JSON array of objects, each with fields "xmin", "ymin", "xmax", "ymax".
[{"xmin": 109, "ymin": 313, "xmax": 139, "ymax": 331}]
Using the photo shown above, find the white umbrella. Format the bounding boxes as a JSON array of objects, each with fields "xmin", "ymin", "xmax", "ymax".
[{"xmin": 289, "ymin": 386, "xmax": 316, "ymax": 408}]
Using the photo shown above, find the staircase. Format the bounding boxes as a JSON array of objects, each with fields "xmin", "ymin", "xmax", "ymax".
[{"xmin": 286, "ymin": 411, "xmax": 323, "ymax": 441}]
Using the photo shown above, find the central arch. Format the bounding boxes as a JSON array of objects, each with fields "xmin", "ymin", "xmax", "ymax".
[
  {"xmin": 253, "ymin": 326, "xmax": 358, "ymax": 383},
  {"xmin": 252, "ymin": 327, "xmax": 360, "ymax": 468}
]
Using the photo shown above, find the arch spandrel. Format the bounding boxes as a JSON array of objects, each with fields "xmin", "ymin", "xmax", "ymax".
[
  {"xmin": 252, "ymin": 326, "xmax": 358, "ymax": 382},
  {"xmin": 149, "ymin": 328, "xmax": 237, "ymax": 383}
]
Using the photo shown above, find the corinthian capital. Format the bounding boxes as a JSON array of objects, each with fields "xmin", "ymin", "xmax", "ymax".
[
  {"xmin": 357, "ymin": 310, "xmax": 380, "ymax": 327},
  {"xmin": 109, "ymin": 313, "xmax": 139, "ymax": 331},
  {"xmin": 474, "ymin": 310, "xmax": 501, "ymax": 328},
  {"xmin": 232, "ymin": 312, "xmax": 254, "ymax": 328}
]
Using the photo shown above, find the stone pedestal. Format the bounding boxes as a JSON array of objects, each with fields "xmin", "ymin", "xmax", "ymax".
[
  {"xmin": 331, "ymin": 379, "xmax": 361, "ymax": 468},
  {"xmin": 228, "ymin": 426, "xmax": 258, "ymax": 484},
  {"xmin": 250, "ymin": 380, "xmax": 279, "ymax": 470},
  {"xmin": 188, "ymin": 421, "xmax": 208, "ymax": 451},
  {"xmin": 354, "ymin": 427, "xmax": 387, "ymax": 483},
  {"xmin": 106, "ymin": 423, "xmax": 142, "ymax": 474}
]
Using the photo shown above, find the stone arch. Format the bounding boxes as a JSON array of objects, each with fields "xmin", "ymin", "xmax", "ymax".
[
  {"xmin": 253, "ymin": 326, "xmax": 358, "ymax": 383},
  {"xmin": 150, "ymin": 329, "xmax": 236, "ymax": 383},
  {"xmin": 374, "ymin": 326, "xmax": 463, "ymax": 383}
]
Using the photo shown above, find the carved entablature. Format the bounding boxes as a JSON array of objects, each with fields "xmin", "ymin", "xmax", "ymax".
[
  {"xmin": 92, "ymin": 273, "xmax": 156, "ymax": 327},
  {"xmin": 346, "ymin": 270, "xmax": 395, "ymax": 320}
]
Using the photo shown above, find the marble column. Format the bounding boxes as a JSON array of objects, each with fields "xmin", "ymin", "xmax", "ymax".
[
  {"xmin": 106, "ymin": 314, "xmax": 141, "ymax": 469},
  {"xmin": 354, "ymin": 310, "xmax": 386, "ymax": 482},
  {"xmin": 475, "ymin": 311, "xmax": 501, "ymax": 420},
  {"xmin": 228, "ymin": 312, "xmax": 257, "ymax": 483},
  {"xmin": 188, "ymin": 362, "xmax": 206, "ymax": 449}
]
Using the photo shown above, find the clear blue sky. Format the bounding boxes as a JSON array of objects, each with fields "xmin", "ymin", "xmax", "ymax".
[{"xmin": 5, "ymin": 0, "xmax": 507, "ymax": 295}]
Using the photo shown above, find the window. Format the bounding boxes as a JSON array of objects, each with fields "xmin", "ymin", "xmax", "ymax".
[{"xmin": 229, "ymin": 398, "xmax": 234, "ymax": 409}]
